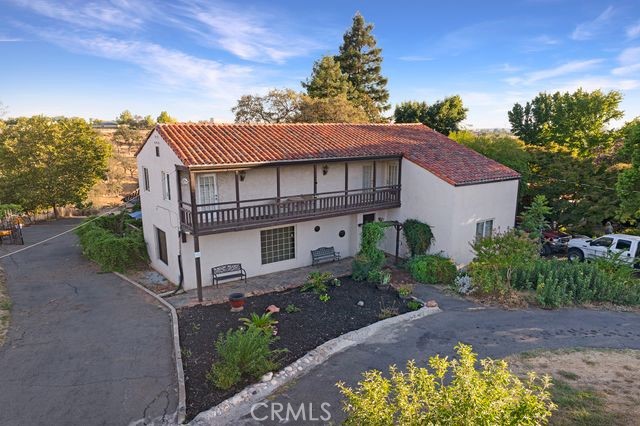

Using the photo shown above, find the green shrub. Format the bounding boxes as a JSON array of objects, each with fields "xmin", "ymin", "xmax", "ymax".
[
  {"xmin": 406, "ymin": 299, "xmax": 422, "ymax": 311},
  {"xmin": 75, "ymin": 213, "xmax": 148, "ymax": 272},
  {"xmin": 512, "ymin": 258, "xmax": 640, "ymax": 308},
  {"xmin": 337, "ymin": 343, "xmax": 555, "ymax": 425},
  {"xmin": 239, "ymin": 312, "xmax": 278, "ymax": 334},
  {"xmin": 301, "ymin": 271, "xmax": 333, "ymax": 294},
  {"xmin": 468, "ymin": 229, "xmax": 539, "ymax": 295},
  {"xmin": 407, "ymin": 254, "xmax": 457, "ymax": 285},
  {"xmin": 352, "ymin": 222, "xmax": 387, "ymax": 281},
  {"xmin": 402, "ymin": 219, "xmax": 434, "ymax": 257},
  {"xmin": 207, "ymin": 327, "xmax": 283, "ymax": 390},
  {"xmin": 0, "ymin": 204, "xmax": 23, "ymax": 218}
]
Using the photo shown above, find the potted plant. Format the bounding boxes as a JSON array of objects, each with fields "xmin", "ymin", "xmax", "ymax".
[{"xmin": 228, "ymin": 292, "xmax": 246, "ymax": 312}]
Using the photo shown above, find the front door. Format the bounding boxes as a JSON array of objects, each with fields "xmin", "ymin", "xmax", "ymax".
[{"xmin": 196, "ymin": 174, "xmax": 218, "ymax": 209}]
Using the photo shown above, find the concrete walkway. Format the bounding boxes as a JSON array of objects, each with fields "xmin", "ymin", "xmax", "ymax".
[
  {"xmin": 0, "ymin": 219, "xmax": 178, "ymax": 425},
  {"xmin": 237, "ymin": 284, "xmax": 640, "ymax": 425},
  {"xmin": 166, "ymin": 258, "xmax": 352, "ymax": 309}
]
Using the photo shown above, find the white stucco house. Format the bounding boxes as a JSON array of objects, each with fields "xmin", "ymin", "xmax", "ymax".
[{"xmin": 136, "ymin": 123, "xmax": 520, "ymax": 300}]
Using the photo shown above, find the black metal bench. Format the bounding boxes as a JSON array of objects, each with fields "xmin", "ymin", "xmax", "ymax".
[
  {"xmin": 212, "ymin": 263, "xmax": 247, "ymax": 287},
  {"xmin": 311, "ymin": 247, "xmax": 341, "ymax": 265}
]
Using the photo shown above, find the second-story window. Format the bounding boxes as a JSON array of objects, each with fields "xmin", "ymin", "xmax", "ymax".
[
  {"xmin": 362, "ymin": 165, "xmax": 373, "ymax": 189},
  {"xmin": 161, "ymin": 172, "xmax": 171, "ymax": 200},
  {"xmin": 387, "ymin": 163, "xmax": 399, "ymax": 186},
  {"xmin": 143, "ymin": 167, "xmax": 150, "ymax": 191}
]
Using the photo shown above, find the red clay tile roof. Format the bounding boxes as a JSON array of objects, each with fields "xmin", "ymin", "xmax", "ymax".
[{"xmin": 151, "ymin": 123, "xmax": 520, "ymax": 186}]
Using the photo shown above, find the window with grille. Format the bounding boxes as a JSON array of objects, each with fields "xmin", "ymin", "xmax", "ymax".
[
  {"xmin": 260, "ymin": 226, "xmax": 295, "ymax": 264},
  {"xmin": 161, "ymin": 172, "xmax": 171, "ymax": 200},
  {"xmin": 143, "ymin": 167, "xmax": 150, "ymax": 191},
  {"xmin": 386, "ymin": 163, "xmax": 399, "ymax": 186},
  {"xmin": 475, "ymin": 219, "xmax": 493, "ymax": 241}
]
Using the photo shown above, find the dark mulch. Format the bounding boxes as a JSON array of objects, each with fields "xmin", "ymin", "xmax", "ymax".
[{"xmin": 178, "ymin": 276, "xmax": 410, "ymax": 420}]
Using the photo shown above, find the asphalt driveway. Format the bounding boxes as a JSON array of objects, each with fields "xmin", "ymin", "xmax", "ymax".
[
  {"xmin": 0, "ymin": 219, "xmax": 177, "ymax": 425},
  {"xmin": 240, "ymin": 284, "xmax": 640, "ymax": 425}
]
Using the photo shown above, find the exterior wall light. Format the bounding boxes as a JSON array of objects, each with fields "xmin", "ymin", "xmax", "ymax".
[
  {"xmin": 239, "ymin": 170, "xmax": 247, "ymax": 181},
  {"xmin": 181, "ymin": 177, "xmax": 189, "ymax": 185},
  {"xmin": 322, "ymin": 164, "xmax": 329, "ymax": 175}
]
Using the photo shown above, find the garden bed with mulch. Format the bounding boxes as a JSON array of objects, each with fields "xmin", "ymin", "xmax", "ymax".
[{"xmin": 178, "ymin": 276, "xmax": 412, "ymax": 420}]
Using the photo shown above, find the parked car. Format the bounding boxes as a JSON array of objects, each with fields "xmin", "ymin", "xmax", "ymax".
[
  {"xmin": 567, "ymin": 234, "xmax": 640, "ymax": 268},
  {"xmin": 540, "ymin": 229, "xmax": 571, "ymax": 256}
]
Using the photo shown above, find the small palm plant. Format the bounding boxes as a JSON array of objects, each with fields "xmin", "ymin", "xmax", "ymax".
[{"xmin": 239, "ymin": 312, "xmax": 278, "ymax": 334}]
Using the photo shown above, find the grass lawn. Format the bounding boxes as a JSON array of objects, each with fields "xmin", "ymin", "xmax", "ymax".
[
  {"xmin": 508, "ymin": 348, "xmax": 640, "ymax": 425},
  {"xmin": 0, "ymin": 266, "xmax": 10, "ymax": 346}
]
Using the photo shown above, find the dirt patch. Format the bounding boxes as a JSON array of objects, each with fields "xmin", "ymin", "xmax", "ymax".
[
  {"xmin": 178, "ymin": 277, "xmax": 411, "ymax": 420},
  {"xmin": 127, "ymin": 269, "xmax": 177, "ymax": 294},
  {"xmin": 508, "ymin": 348, "xmax": 640, "ymax": 425},
  {"xmin": 0, "ymin": 266, "xmax": 10, "ymax": 346}
]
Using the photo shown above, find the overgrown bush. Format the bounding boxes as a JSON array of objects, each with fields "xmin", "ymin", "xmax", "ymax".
[
  {"xmin": 75, "ymin": 212, "xmax": 148, "ymax": 272},
  {"xmin": 352, "ymin": 222, "xmax": 387, "ymax": 281},
  {"xmin": 512, "ymin": 258, "xmax": 640, "ymax": 308},
  {"xmin": 407, "ymin": 254, "xmax": 457, "ymax": 285},
  {"xmin": 207, "ymin": 327, "xmax": 283, "ymax": 390},
  {"xmin": 0, "ymin": 204, "xmax": 23, "ymax": 218},
  {"xmin": 468, "ymin": 229, "xmax": 539, "ymax": 295},
  {"xmin": 402, "ymin": 219, "xmax": 434, "ymax": 257},
  {"xmin": 337, "ymin": 343, "xmax": 555, "ymax": 425}
]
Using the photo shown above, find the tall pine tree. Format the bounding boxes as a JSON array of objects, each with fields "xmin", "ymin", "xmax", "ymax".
[
  {"xmin": 302, "ymin": 56, "xmax": 352, "ymax": 98},
  {"xmin": 336, "ymin": 12, "xmax": 389, "ymax": 121}
]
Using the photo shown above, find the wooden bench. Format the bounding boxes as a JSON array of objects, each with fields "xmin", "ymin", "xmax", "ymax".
[
  {"xmin": 212, "ymin": 263, "xmax": 247, "ymax": 287},
  {"xmin": 311, "ymin": 246, "xmax": 341, "ymax": 265}
]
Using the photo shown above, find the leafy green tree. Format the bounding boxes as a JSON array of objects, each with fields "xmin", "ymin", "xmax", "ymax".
[
  {"xmin": 303, "ymin": 56, "xmax": 352, "ymax": 99},
  {"xmin": 394, "ymin": 96, "xmax": 467, "ymax": 135},
  {"xmin": 336, "ymin": 12, "xmax": 389, "ymax": 120},
  {"xmin": 117, "ymin": 110, "xmax": 135, "ymax": 126},
  {"xmin": 0, "ymin": 116, "xmax": 111, "ymax": 216},
  {"xmin": 616, "ymin": 119, "xmax": 640, "ymax": 223},
  {"xmin": 157, "ymin": 111, "xmax": 177, "ymax": 124},
  {"xmin": 393, "ymin": 101, "xmax": 428, "ymax": 124},
  {"xmin": 232, "ymin": 89, "xmax": 301, "ymax": 123},
  {"xmin": 297, "ymin": 94, "xmax": 368, "ymax": 123},
  {"xmin": 521, "ymin": 195, "xmax": 552, "ymax": 239},
  {"xmin": 112, "ymin": 125, "xmax": 143, "ymax": 153},
  {"xmin": 508, "ymin": 89, "xmax": 623, "ymax": 156},
  {"xmin": 142, "ymin": 115, "xmax": 156, "ymax": 128}
]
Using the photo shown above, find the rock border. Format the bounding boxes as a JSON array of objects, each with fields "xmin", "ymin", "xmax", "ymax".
[
  {"xmin": 189, "ymin": 305, "xmax": 441, "ymax": 426},
  {"xmin": 115, "ymin": 272, "xmax": 186, "ymax": 425}
]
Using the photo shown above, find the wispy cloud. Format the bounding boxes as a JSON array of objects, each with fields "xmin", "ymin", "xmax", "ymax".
[
  {"xmin": 9, "ymin": 0, "xmax": 144, "ymax": 30},
  {"xmin": 612, "ymin": 46, "xmax": 640, "ymax": 76},
  {"xmin": 627, "ymin": 21, "xmax": 640, "ymax": 40},
  {"xmin": 522, "ymin": 34, "xmax": 559, "ymax": 52},
  {"xmin": 163, "ymin": 1, "xmax": 324, "ymax": 63},
  {"xmin": 552, "ymin": 76, "xmax": 640, "ymax": 93},
  {"xmin": 505, "ymin": 59, "xmax": 602, "ymax": 85},
  {"xmin": 398, "ymin": 55, "xmax": 433, "ymax": 62},
  {"xmin": 571, "ymin": 6, "xmax": 615, "ymax": 40},
  {"xmin": 0, "ymin": 37, "xmax": 22, "ymax": 42}
]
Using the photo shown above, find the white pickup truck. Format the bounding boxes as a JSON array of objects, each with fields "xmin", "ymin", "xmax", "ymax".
[{"xmin": 567, "ymin": 234, "xmax": 640, "ymax": 268}]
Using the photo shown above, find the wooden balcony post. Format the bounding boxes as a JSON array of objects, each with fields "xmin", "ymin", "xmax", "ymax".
[
  {"xmin": 188, "ymin": 170, "xmax": 203, "ymax": 302},
  {"xmin": 397, "ymin": 157, "xmax": 402, "ymax": 201},
  {"xmin": 313, "ymin": 164, "xmax": 318, "ymax": 211},
  {"xmin": 235, "ymin": 171, "xmax": 241, "ymax": 221},
  {"xmin": 372, "ymin": 161, "xmax": 377, "ymax": 204}
]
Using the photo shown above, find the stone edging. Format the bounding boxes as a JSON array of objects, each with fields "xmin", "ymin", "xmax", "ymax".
[
  {"xmin": 189, "ymin": 305, "xmax": 441, "ymax": 426},
  {"xmin": 114, "ymin": 272, "xmax": 187, "ymax": 425}
]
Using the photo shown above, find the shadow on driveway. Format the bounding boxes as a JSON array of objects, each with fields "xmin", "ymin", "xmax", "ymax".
[{"xmin": 0, "ymin": 219, "xmax": 178, "ymax": 425}]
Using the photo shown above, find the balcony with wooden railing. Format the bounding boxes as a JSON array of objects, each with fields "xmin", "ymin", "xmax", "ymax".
[{"xmin": 179, "ymin": 185, "xmax": 401, "ymax": 234}]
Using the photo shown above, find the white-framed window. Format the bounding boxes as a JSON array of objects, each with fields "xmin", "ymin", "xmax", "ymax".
[
  {"xmin": 386, "ymin": 163, "xmax": 399, "ymax": 186},
  {"xmin": 475, "ymin": 219, "xmax": 493, "ymax": 241},
  {"xmin": 362, "ymin": 164, "xmax": 374, "ymax": 189},
  {"xmin": 161, "ymin": 172, "xmax": 171, "ymax": 200},
  {"xmin": 197, "ymin": 174, "xmax": 217, "ymax": 207},
  {"xmin": 260, "ymin": 226, "xmax": 295, "ymax": 264},
  {"xmin": 143, "ymin": 167, "xmax": 150, "ymax": 191}
]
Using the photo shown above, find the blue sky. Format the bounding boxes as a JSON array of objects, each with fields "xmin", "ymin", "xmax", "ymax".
[{"xmin": 1, "ymin": 0, "xmax": 640, "ymax": 128}]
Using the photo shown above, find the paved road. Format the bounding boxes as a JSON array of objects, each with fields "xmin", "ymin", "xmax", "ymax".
[
  {"xmin": 240, "ymin": 285, "xmax": 640, "ymax": 425},
  {"xmin": 0, "ymin": 219, "xmax": 178, "ymax": 425}
]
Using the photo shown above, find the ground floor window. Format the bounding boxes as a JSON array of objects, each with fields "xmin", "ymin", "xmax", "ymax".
[
  {"xmin": 475, "ymin": 219, "xmax": 493, "ymax": 241},
  {"xmin": 156, "ymin": 227, "xmax": 168, "ymax": 265},
  {"xmin": 261, "ymin": 226, "xmax": 295, "ymax": 264}
]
